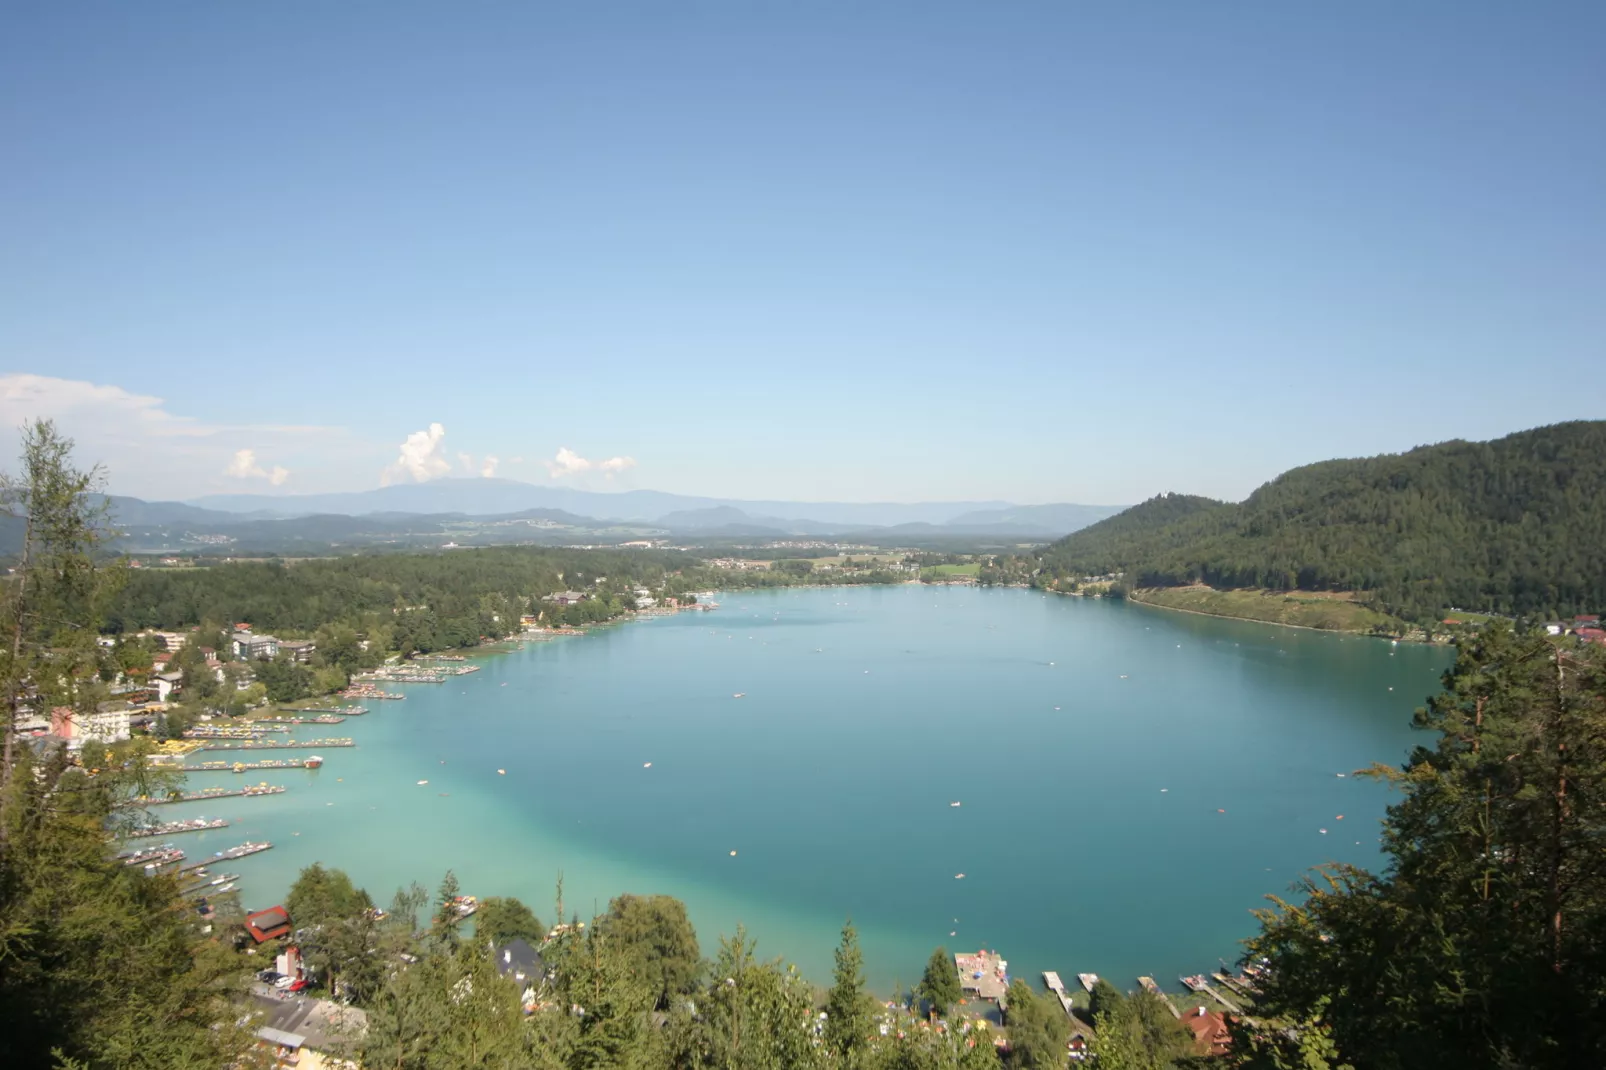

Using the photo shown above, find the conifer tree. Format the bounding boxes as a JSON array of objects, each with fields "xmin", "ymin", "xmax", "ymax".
[
  {"xmin": 825, "ymin": 919, "xmax": 872, "ymax": 1065},
  {"xmin": 918, "ymin": 945, "xmax": 961, "ymax": 1015}
]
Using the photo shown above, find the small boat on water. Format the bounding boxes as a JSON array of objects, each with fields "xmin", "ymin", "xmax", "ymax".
[
  {"xmin": 950, "ymin": 801, "xmax": 961, "ymax": 807},
  {"xmin": 954, "ymin": 873, "xmax": 965, "ymax": 880},
  {"xmin": 304, "ymin": 756, "xmax": 323, "ymax": 769}
]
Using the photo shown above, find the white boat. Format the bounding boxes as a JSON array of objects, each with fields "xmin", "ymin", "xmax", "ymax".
[{"xmin": 950, "ymin": 801, "xmax": 962, "ymax": 807}]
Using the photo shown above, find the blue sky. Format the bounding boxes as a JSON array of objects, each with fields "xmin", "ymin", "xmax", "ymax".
[{"xmin": 3, "ymin": 2, "xmax": 1602, "ymax": 504}]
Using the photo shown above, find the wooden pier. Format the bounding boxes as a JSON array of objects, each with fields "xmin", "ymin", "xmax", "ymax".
[
  {"xmin": 129, "ymin": 818, "xmax": 229, "ymax": 839},
  {"xmin": 177, "ymin": 841, "xmax": 272, "ymax": 873},
  {"xmin": 184, "ymin": 758, "xmax": 325, "ymax": 772},
  {"xmin": 1139, "ymin": 976, "xmax": 1182, "ymax": 1018},
  {"xmin": 1042, "ymin": 972, "xmax": 1075, "ymax": 1016},
  {"xmin": 137, "ymin": 785, "xmax": 287, "ymax": 806},
  {"xmin": 198, "ymin": 738, "xmax": 354, "ymax": 752}
]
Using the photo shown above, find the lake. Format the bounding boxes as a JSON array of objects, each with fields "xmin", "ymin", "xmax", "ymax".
[{"xmin": 160, "ymin": 585, "xmax": 1448, "ymax": 992}]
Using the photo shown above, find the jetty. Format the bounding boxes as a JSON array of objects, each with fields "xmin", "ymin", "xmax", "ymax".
[
  {"xmin": 128, "ymin": 817, "xmax": 228, "ymax": 839},
  {"xmin": 179, "ymin": 870, "xmax": 240, "ymax": 896},
  {"xmin": 1042, "ymin": 971, "xmax": 1076, "ymax": 1016},
  {"xmin": 136, "ymin": 785, "xmax": 287, "ymax": 806},
  {"xmin": 1140, "ymin": 976, "xmax": 1183, "ymax": 1018},
  {"xmin": 253, "ymin": 715, "xmax": 345, "ymax": 726},
  {"xmin": 956, "ymin": 950, "xmax": 1008, "ymax": 1002},
  {"xmin": 177, "ymin": 841, "xmax": 272, "ymax": 873},
  {"xmin": 1077, "ymin": 973, "xmax": 1099, "ymax": 993},
  {"xmin": 184, "ymin": 757, "xmax": 326, "ymax": 772},
  {"xmin": 121, "ymin": 845, "xmax": 185, "ymax": 867},
  {"xmin": 338, "ymin": 684, "xmax": 403, "ymax": 700},
  {"xmin": 198, "ymin": 738, "xmax": 354, "ymax": 752},
  {"xmin": 1180, "ymin": 975, "xmax": 1242, "ymax": 1014},
  {"xmin": 285, "ymin": 705, "xmax": 367, "ymax": 715}
]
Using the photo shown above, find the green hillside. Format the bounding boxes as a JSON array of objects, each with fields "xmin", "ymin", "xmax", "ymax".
[{"xmin": 1038, "ymin": 421, "xmax": 1606, "ymax": 622}]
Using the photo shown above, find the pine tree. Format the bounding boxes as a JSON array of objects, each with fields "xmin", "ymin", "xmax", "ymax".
[
  {"xmin": 918, "ymin": 946, "xmax": 962, "ymax": 1015},
  {"xmin": 825, "ymin": 919, "xmax": 872, "ymax": 1065}
]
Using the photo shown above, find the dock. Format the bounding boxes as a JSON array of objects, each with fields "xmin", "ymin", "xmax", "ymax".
[
  {"xmin": 136, "ymin": 785, "xmax": 287, "ymax": 806},
  {"xmin": 1077, "ymin": 973, "xmax": 1099, "ymax": 993},
  {"xmin": 177, "ymin": 841, "xmax": 272, "ymax": 872},
  {"xmin": 129, "ymin": 817, "xmax": 229, "ymax": 839},
  {"xmin": 1180, "ymin": 975, "xmax": 1242, "ymax": 1014},
  {"xmin": 956, "ymin": 950, "xmax": 1008, "ymax": 1002},
  {"xmin": 1139, "ymin": 976, "xmax": 1182, "ymax": 1018},
  {"xmin": 252, "ymin": 715, "xmax": 345, "ymax": 726},
  {"xmin": 184, "ymin": 757, "xmax": 325, "ymax": 772},
  {"xmin": 198, "ymin": 738, "xmax": 354, "ymax": 751},
  {"xmin": 1042, "ymin": 972, "xmax": 1075, "ymax": 1016}
]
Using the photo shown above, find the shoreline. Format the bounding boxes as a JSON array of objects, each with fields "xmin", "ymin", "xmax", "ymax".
[
  {"xmin": 1120, "ymin": 590, "xmax": 1391, "ymax": 638},
  {"xmin": 1117, "ymin": 588, "xmax": 1443, "ymax": 644}
]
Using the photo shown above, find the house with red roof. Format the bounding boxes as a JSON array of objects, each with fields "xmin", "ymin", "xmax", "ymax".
[
  {"xmin": 1178, "ymin": 1005, "xmax": 1232, "ymax": 1057},
  {"xmin": 244, "ymin": 905, "xmax": 293, "ymax": 944}
]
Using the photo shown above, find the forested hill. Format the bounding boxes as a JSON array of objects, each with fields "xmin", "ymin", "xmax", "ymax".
[{"xmin": 1038, "ymin": 421, "xmax": 1606, "ymax": 622}]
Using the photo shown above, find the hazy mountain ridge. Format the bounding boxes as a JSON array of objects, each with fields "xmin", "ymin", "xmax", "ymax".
[{"xmin": 185, "ymin": 479, "xmax": 1108, "ymax": 529}]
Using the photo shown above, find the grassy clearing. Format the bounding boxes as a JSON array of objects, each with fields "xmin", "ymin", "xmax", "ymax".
[
  {"xmin": 1131, "ymin": 585, "xmax": 1406, "ymax": 634},
  {"xmin": 923, "ymin": 562, "xmax": 981, "ymax": 577}
]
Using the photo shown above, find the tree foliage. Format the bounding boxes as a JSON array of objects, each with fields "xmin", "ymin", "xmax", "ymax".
[
  {"xmin": 0, "ymin": 421, "xmax": 250, "ymax": 1068},
  {"xmin": 1038, "ymin": 422, "xmax": 1606, "ymax": 621},
  {"xmin": 1002, "ymin": 978, "xmax": 1070, "ymax": 1070},
  {"xmin": 917, "ymin": 946, "xmax": 961, "ymax": 1015},
  {"xmin": 476, "ymin": 895, "xmax": 545, "ymax": 949},
  {"xmin": 1241, "ymin": 625, "xmax": 1606, "ymax": 1068},
  {"xmin": 596, "ymin": 893, "xmax": 702, "ymax": 1010},
  {"xmin": 825, "ymin": 920, "xmax": 874, "ymax": 1065}
]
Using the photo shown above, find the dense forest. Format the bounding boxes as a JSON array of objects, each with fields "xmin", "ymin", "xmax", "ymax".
[
  {"xmin": 1036, "ymin": 422, "xmax": 1606, "ymax": 622},
  {"xmin": 105, "ymin": 547, "xmax": 702, "ymax": 651}
]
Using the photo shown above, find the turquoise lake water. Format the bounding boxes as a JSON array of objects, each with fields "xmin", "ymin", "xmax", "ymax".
[{"xmin": 159, "ymin": 585, "xmax": 1449, "ymax": 992}]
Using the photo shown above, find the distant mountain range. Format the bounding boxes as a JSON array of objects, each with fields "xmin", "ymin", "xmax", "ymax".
[
  {"xmin": 184, "ymin": 480, "xmax": 1122, "ymax": 533},
  {"xmin": 11, "ymin": 485, "xmax": 1123, "ymax": 556}
]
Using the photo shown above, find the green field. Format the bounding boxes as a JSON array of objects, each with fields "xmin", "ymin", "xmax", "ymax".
[
  {"xmin": 1130, "ymin": 586, "xmax": 1406, "ymax": 634},
  {"xmin": 922, "ymin": 563, "xmax": 981, "ymax": 577}
]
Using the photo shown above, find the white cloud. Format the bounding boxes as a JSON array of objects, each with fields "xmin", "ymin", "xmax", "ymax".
[
  {"xmin": 545, "ymin": 446, "xmax": 637, "ymax": 479},
  {"xmin": 480, "ymin": 455, "xmax": 499, "ymax": 478},
  {"xmin": 224, "ymin": 448, "xmax": 290, "ymax": 486},
  {"xmin": 381, "ymin": 423, "xmax": 452, "ymax": 486},
  {"xmin": 0, "ymin": 373, "xmax": 343, "ymax": 498}
]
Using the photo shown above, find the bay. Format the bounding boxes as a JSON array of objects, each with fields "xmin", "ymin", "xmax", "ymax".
[{"xmin": 159, "ymin": 585, "xmax": 1448, "ymax": 991}]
